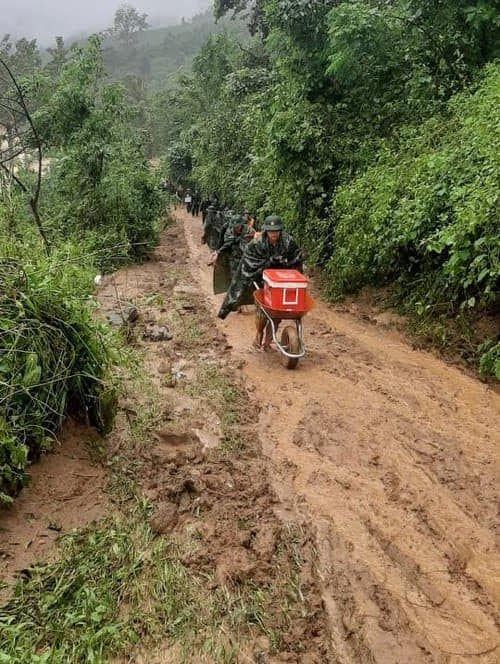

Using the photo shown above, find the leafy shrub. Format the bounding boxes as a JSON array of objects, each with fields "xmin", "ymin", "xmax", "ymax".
[
  {"xmin": 0, "ymin": 260, "xmax": 113, "ymax": 502},
  {"xmin": 326, "ymin": 64, "xmax": 500, "ymax": 315},
  {"xmin": 36, "ymin": 38, "xmax": 164, "ymax": 272},
  {"xmin": 479, "ymin": 341, "xmax": 500, "ymax": 380}
]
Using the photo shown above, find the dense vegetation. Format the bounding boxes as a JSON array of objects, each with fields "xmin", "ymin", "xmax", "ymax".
[
  {"xmin": 0, "ymin": 35, "xmax": 164, "ymax": 500},
  {"xmin": 0, "ymin": 6, "xmax": 246, "ymax": 504},
  {"xmin": 162, "ymin": 0, "xmax": 499, "ymax": 376}
]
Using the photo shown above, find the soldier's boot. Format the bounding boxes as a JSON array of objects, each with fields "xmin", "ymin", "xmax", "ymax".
[
  {"xmin": 253, "ymin": 310, "xmax": 266, "ymax": 348},
  {"xmin": 263, "ymin": 320, "xmax": 279, "ymax": 351}
]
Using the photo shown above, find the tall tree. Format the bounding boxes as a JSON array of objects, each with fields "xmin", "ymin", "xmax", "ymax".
[
  {"xmin": 110, "ymin": 4, "xmax": 150, "ymax": 47},
  {"xmin": 46, "ymin": 36, "xmax": 69, "ymax": 77}
]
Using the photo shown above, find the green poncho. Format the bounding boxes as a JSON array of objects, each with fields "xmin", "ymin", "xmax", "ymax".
[
  {"xmin": 218, "ymin": 223, "xmax": 253, "ymax": 273},
  {"xmin": 202, "ymin": 206, "xmax": 219, "ymax": 249},
  {"xmin": 218, "ymin": 231, "xmax": 303, "ymax": 318}
]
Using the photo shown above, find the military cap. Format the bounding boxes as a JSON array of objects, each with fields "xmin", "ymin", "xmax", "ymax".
[
  {"xmin": 263, "ymin": 215, "xmax": 284, "ymax": 231},
  {"xmin": 230, "ymin": 214, "xmax": 245, "ymax": 227}
]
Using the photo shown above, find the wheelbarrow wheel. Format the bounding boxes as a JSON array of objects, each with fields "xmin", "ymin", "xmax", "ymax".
[{"xmin": 281, "ymin": 325, "xmax": 300, "ymax": 370}]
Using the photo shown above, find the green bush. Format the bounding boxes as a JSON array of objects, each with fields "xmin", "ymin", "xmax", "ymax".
[
  {"xmin": 0, "ymin": 33, "xmax": 167, "ymax": 504},
  {"xmin": 479, "ymin": 341, "xmax": 500, "ymax": 380},
  {"xmin": 44, "ymin": 154, "xmax": 163, "ymax": 272},
  {"xmin": 0, "ymin": 259, "xmax": 113, "ymax": 502},
  {"xmin": 35, "ymin": 38, "xmax": 164, "ymax": 272},
  {"xmin": 326, "ymin": 64, "xmax": 500, "ymax": 314}
]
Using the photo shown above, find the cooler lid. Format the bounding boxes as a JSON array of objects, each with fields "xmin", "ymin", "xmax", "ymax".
[{"xmin": 263, "ymin": 269, "xmax": 308, "ymax": 285}]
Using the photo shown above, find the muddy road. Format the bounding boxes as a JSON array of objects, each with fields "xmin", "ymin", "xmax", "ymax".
[
  {"xmin": 1, "ymin": 208, "xmax": 498, "ymax": 662},
  {"xmin": 179, "ymin": 208, "xmax": 500, "ymax": 663}
]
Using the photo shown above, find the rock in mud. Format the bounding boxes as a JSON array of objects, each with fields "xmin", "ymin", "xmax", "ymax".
[
  {"xmin": 106, "ymin": 305, "xmax": 139, "ymax": 327},
  {"xmin": 143, "ymin": 324, "xmax": 173, "ymax": 342},
  {"xmin": 173, "ymin": 284, "xmax": 199, "ymax": 296},
  {"xmin": 106, "ymin": 311, "xmax": 124, "ymax": 326},
  {"xmin": 149, "ymin": 501, "xmax": 178, "ymax": 534}
]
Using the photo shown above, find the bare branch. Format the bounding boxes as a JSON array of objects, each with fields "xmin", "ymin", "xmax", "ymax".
[
  {"xmin": 0, "ymin": 56, "xmax": 49, "ymax": 253},
  {"xmin": 0, "ymin": 147, "xmax": 26, "ymax": 164}
]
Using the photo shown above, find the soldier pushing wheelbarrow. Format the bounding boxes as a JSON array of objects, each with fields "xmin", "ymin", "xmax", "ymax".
[{"xmin": 215, "ymin": 215, "xmax": 314, "ymax": 369}]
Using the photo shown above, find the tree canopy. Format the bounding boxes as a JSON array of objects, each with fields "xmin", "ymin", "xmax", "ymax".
[{"xmin": 110, "ymin": 3, "xmax": 150, "ymax": 46}]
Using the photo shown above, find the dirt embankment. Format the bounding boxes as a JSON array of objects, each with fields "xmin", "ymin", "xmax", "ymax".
[
  {"xmin": 0, "ymin": 425, "xmax": 109, "ymax": 590},
  {"xmin": 179, "ymin": 207, "xmax": 500, "ymax": 663}
]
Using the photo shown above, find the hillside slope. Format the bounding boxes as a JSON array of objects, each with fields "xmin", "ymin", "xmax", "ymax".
[{"xmin": 103, "ymin": 10, "xmax": 248, "ymax": 87}]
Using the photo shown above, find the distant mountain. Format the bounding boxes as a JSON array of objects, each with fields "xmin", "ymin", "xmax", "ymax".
[
  {"xmin": 2, "ymin": 0, "xmax": 211, "ymax": 47},
  {"xmin": 102, "ymin": 10, "xmax": 248, "ymax": 88}
]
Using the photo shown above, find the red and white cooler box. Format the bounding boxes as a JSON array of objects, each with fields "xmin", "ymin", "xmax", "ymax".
[{"xmin": 262, "ymin": 269, "xmax": 309, "ymax": 311}]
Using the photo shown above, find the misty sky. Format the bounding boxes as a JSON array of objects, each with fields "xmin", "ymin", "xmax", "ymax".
[{"xmin": 0, "ymin": 0, "xmax": 209, "ymax": 44}]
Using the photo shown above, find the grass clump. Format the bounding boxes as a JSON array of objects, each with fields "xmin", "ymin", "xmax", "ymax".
[
  {"xmin": 479, "ymin": 340, "xmax": 500, "ymax": 380},
  {"xmin": 0, "ymin": 510, "xmax": 286, "ymax": 664},
  {"xmin": 187, "ymin": 365, "xmax": 246, "ymax": 430},
  {"xmin": 0, "ymin": 511, "xmax": 153, "ymax": 663},
  {"xmin": 0, "ymin": 260, "xmax": 115, "ymax": 502}
]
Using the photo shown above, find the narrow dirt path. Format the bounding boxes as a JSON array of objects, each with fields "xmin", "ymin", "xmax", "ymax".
[{"xmin": 179, "ymin": 208, "xmax": 500, "ymax": 663}]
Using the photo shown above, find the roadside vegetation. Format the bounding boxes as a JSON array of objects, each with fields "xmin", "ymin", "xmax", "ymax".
[
  {"xmin": 1, "ymin": 3, "xmax": 497, "ymax": 659},
  {"xmin": 0, "ymin": 35, "xmax": 164, "ymax": 501},
  {"xmin": 161, "ymin": 0, "xmax": 499, "ymax": 377}
]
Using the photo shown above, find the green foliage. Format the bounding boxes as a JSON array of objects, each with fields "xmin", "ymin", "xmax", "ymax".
[
  {"xmin": 0, "ymin": 34, "xmax": 166, "ymax": 502},
  {"xmin": 0, "ymin": 258, "xmax": 112, "ymax": 500},
  {"xmin": 0, "ymin": 514, "xmax": 153, "ymax": 662},
  {"xmin": 159, "ymin": 0, "xmax": 499, "ymax": 376},
  {"xmin": 0, "ymin": 35, "xmax": 41, "ymax": 77},
  {"xmin": 103, "ymin": 9, "xmax": 248, "ymax": 90},
  {"xmin": 326, "ymin": 64, "xmax": 500, "ymax": 315},
  {"xmin": 35, "ymin": 37, "xmax": 163, "ymax": 270},
  {"xmin": 45, "ymin": 36, "xmax": 69, "ymax": 78},
  {"xmin": 110, "ymin": 3, "xmax": 150, "ymax": 47},
  {"xmin": 479, "ymin": 341, "xmax": 500, "ymax": 380}
]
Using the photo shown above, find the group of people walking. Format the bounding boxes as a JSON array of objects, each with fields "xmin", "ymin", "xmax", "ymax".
[
  {"xmin": 185, "ymin": 197, "xmax": 303, "ymax": 323},
  {"xmin": 183, "ymin": 190, "xmax": 202, "ymax": 216}
]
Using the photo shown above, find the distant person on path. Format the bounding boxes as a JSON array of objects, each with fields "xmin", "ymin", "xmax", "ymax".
[
  {"xmin": 202, "ymin": 204, "xmax": 218, "ymax": 247},
  {"xmin": 184, "ymin": 191, "xmax": 192, "ymax": 213},
  {"xmin": 192, "ymin": 192, "xmax": 201, "ymax": 217},
  {"xmin": 216, "ymin": 207, "xmax": 234, "ymax": 250},
  {"xmin": 201, "ymin": 198, "xmax": 211, "ymax": 224}
]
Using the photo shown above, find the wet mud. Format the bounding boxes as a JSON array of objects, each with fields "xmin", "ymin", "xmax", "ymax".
[{"xmin": 180, "ymin": 207, "xmax": 500, "ymax": 663}]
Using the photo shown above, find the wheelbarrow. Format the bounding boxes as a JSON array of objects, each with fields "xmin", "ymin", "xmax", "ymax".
[{"xmin": 253, "ymin": 281, "xmax": 314, "ymax": 370}]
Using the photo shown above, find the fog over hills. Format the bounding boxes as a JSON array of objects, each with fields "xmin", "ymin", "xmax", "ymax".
[{"xmin": 0, "ymin": 0, "xmax": 210, "ymax": 45}]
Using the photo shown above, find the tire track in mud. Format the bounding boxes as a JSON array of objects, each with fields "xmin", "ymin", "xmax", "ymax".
[{"xmin": 179, "ymin": 208, "xmax": 500, "ymax": 663}]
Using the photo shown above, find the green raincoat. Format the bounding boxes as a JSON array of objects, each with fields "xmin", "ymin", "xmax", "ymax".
[{"xmin": 218, "ymin": 230, "xmax": 303, "ymax": 319}]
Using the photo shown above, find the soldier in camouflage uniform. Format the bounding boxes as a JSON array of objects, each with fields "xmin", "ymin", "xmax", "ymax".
[
  {"xmin": 202, "ymin": 204, "xmax": 218, "ymax": 248},
  {"xmin": 218, "ymin": 215, "xmax": 302, "ymax": 320},
  {"xmin": 201, "ymin": 198, "xmax": 211, "ymax": 224},
  {"xmin": 213, "ymin": 214, "xmax": 255, "ymax": 277},
  {"xmin": 215, "ymin": 208, "xmax": 234, "ymax": 250}
]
